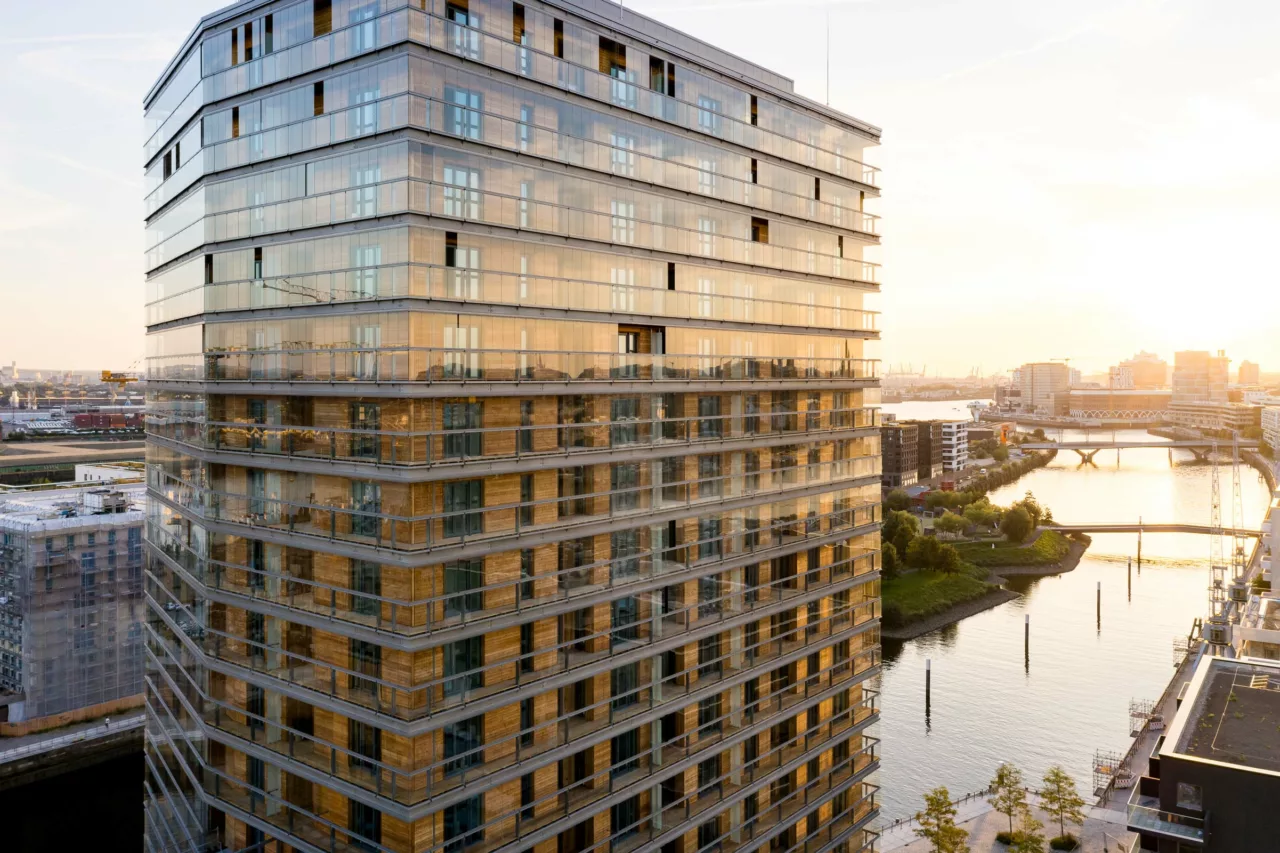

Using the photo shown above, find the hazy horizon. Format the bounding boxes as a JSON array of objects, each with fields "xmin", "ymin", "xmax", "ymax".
[{"xmin": 4, "ymin": 0, "xmax": 1278, "ymax": 375}]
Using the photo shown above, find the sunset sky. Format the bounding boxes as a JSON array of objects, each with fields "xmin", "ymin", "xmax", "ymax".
[{"xmin": 3, "ymin": 0, "xmax": 1277, "ymax": 376}]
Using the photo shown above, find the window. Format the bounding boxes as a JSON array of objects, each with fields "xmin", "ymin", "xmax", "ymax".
[
  {"xmin": 350, "ymin": 85, "xmax": 380, "ymax": 135},
  {"xmin": 611, "ymin": 728, "xmax": 640, "ymax": 776},
  {"xmin": 611, "ymin": 462, "xmax": 640, "ymax": 511},
  {"xmin": 553, "ymin": 18, "xmax": 563, "ymax": 58},
  {"xmin": 744, "ymin": 395, "xmax": 760, "ymax": 435},
  {"xmin": 444, "ymin": 714, "xmax": 484, "ymax": 775},
  {"xmin": 612, "ymin": 794, "xmax": 641, "ymax": 840},
  {"xmin": 611, "ymin": 529, "xmax": 641, "ymax": 579},
  {"xmin": 445, "ymin": 87, "xmax": 483, "ymax": 139},
  {"xmin": 443, "ymin": 794, "xmax": 483, "ymax": 852},
  {"xmin": 445, "ymin": 0, "xmax": 481, "ymax": 58},
  {"xmin": 520, "ymin": 548, "xmax": 535, "ymax": 600},
  {"xmin": 697, "ymin": 752, "xmax": 721, "ymax": 792},
  {"xmin": 443, "ymin": 401, "xmax": 482, "ymax": 458},
  {"xmin": 610, "ymin": 397, "xmax": 640, "ymax": 445},
  {"xmin": 750, "ymin": 157, "xmax": 758, "ymax": 184},
  {"xmin": 349, "ymin": 719, "xmax": 381, "ymax": 773},
  {"xmin": 698, "ymin": 157, "xmax": 717, "ymax": 195},
  {"xmin": 699, "ymin": 574, "xmax": 722, "ymax": 617},
  {"xmin": 443, "ymin": 637, "xmax": 483, "ymax": 696},
  {"xmin": 519, "ymin": 400, "xmax": 534, "ymax": 451},
  {"xmin": 751, "ymin": 216, "xmax": 769, "ymax": 243},
  {"xmin": 520, "ymin": 622, "xmax": 535, "ymax": 672},
  {"xmin": 807, "ymin": 391, "xmax": 822, "ymax": 430},
  {"xmin": 314, "ymin": 0, "xmax": 332, "ymax": 36},
  {"xmin": 1177, "ymin": 782, "xmax": 1203, "ymax": 811},
  {"xmin": 612, "ymin": 596, "xmax": 639, "ymax": 642},
  {"xmin": 698, "ymin": 517, "xmax": 722, "ymax": 559},
  {"xmin": 698, "ymin": 396, "xmax": 722, "ymax": 438},
  {"xmin": 351, "ymin": 559, "xmax": 381, "ymax": 617},
  {"xmin": 247, "ymin": 611, "xmax": 265, "ymax": 661},
  {"xmin": 349, "ymin": 401, "xmax": 381, "ymax": 459},
  {"xmin": 445, "ymin": 558, "xmax": 484, "ymax": 616},
  {"xmin": 350, "ymin": 480, "xmax": 381, "ymax": 538},
  {"xmin": 349, "ymin": 638, "xmax": 380, "ymax": 692},
  {"xmin": 443, "ymin": 324, "xmax": 480, "ymax": 378},
  {"xmin": 750, "ymin": 93, "xmax": 758, "ymax": 125},
  {"xmin": 521, "ymin": 772, "xmax": 536, "ymax": 819},
  {"xmin": 609, "ymin": 132, "xmax": 636, "ymax": 176},
  {"xmin": 698, "ymin": 454, "xmax": 722, "ymax": 497},
  {"xmin": 698, "ymin": 633, "xmax": 722, "ymax": 677},
  {"xmin": 696, "ymin": 96, "xmax": 722, "ymax": 134},
  {"xmin": 520, "ymin": 697, "xmax": 535, "ymax": 745},
  {"xmin": 520, "ymin": 474, "xmax": 534, "ymax": 527},
  {"xmin": 610, "ymin": 200, "xmax": 635, "ymax": 244},
  {"xmin": 443, "ymin": 480, "xmax": 483, "ymax": 537},
  {"xmin": 442, "ymin": 165, "xmax": 481, "ymax": 218},
  {"xmin": 349, "ymin": 0, "xmax": 377, "ymax": 52},
  {"xmin": 699, "ymin": 819, "xmax": 720, "ymax": 852},
  {"xmin": 612, "ymin": 662, "xmax": 639, "ymax": 709}
]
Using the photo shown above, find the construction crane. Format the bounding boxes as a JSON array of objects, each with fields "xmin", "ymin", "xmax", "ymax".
[{"xmin": 101, "ymin": 357, "xmax": 143, "ymax": 402}]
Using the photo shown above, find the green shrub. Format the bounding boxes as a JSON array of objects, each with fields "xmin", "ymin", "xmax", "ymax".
[
  {"xmin": 995, "ymin": 830, "xmax": 1017, "ymax": 845},
  {"xmin": 1050, "ymin": 835, "xmax": 1080, "ymax": 851}
]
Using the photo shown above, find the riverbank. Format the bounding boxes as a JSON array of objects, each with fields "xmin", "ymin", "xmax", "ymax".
[{"xmin": 882, "ymin": 531, "xmax": 1091, "ymax": 640}]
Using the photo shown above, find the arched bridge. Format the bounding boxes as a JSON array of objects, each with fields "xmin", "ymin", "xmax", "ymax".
[
  {"xmin": 1051, "ymin": 522, "xmax": 1263, "ymax": 537},
  {"xmin": 1020, "ymin": 439, "xmax": 1260, "ymax": 463}
]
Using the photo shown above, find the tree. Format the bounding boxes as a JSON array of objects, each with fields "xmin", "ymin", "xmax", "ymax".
[
  {"xmin": 914, "ymin": 786, "xmax": 971, "ymax": 853},
  {"xmin": 1001, "ymin": 506, "xmax": 1034, "ymax": 543},
  {"xmin": 885, "ymin": 488, "xmax": 911, "ymax": 512},
  {"xmin": 1016, "ymin": 491, "xmax": 1044, "ymax": 527},
  {"xmin": 964, "ymin": 501, "xmax": 999, "ymax": 529},
  {"xmin": 1032, "ymin": 428, "xmax": 1046, "ymax": 440},
  {"xmin": 881, "ymin": 541, "xmax": 900, "ymax": 579},
  {"xmin": 883, "ymin": 510, "xmax": 920, "ymax": 557},
  {"xmin": 936, "ymin": 543, "xmax": 963, "ymax": 574},
  {"xmin": 1009, "ymin": 803, "xmax": 1046, "ymax": 853},
  {"xmin": 1040, "ymin": 765, "xmax": 1085, "ymax": 842},
  {"xmin": 934, "ymin": 512, "xmax": 968, "ymax": 538},
  {"xmin": 907, "ymin": 535, "xmax": 942, "ymax": 570},
  {"xmin": 992, "ymin": 445, "xmax": 1010, "ymax": 463},
  {"xmin": 988, "ymin": 762, "xmax": 1027, "ymax": 835}
]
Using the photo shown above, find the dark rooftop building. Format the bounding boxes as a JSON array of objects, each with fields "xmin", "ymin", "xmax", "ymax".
[
  {"xmin": 881, "ymin": 422, "xmax": 918, "ymax": 489},
  {"xmin": 904, "ymin": 420, "xmax": 943, "ymax": 483},
  {"xmin": 1128, "ymin": 655, "xmax": 1280, "ymax": 851}
]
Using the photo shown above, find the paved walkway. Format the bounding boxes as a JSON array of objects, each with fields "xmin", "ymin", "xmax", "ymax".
[
  {"xmin": 0, "ymin": 711, "xmax": 145, "ymax": 764},
  {"xmin": 880, "ymin": 794, "xmax": 1134, "ymax": 852}
]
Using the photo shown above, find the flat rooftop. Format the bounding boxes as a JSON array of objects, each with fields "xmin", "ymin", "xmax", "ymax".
[
  {"xmin": 0, "ymin": 482, "xmax": 145, "ymax": 529},
  {"xmin": 1169, "ymin": 657, "xmax": 1280, "ymax": 775}
]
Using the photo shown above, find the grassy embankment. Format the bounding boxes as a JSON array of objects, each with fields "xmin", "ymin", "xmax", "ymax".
[{"xmin": 881, "ymin": 530, "xmax": 1075, "ymax": 629}]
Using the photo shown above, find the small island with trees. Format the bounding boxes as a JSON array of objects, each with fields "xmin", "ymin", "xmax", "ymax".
[{"xmin": 880, "ymin": 487, "xmax": 1091, "ymax": 639}]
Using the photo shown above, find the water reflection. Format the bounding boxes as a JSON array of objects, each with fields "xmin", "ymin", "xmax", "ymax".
[{"xmin": 875, "ymin": 427, "xmax": 1272, "ymax": 819}]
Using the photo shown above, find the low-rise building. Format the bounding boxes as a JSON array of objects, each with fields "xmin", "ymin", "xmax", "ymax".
[
  {"xmin": 905, "ymin": 420, "xmax": 944, "ymax": 481},
  {"xmin": 1064, "ymin": 389, "xmax": 1173, "ymax": 421},
  {"xmin": 940, "ymin": 421, "xmax": 968, "ymax": 471},
  {"xmin": 1167, "ymin": 400, "xmax": 1260, "ymax": 435},
  {"xmin": 1127, "ymin": 656, "xmax": 1280, "ymax": 851},
  {"xmin": 881, "ymin": 421, "xmax": 919, "ymax": 489},
  {"xmin": 1262, "ymin": 406, "xmax": 1280, "ymax": 452},
  {"xmin": 0, "ymin": 482, "xmax": 145, "ymax": 733},
  {"xmin": 1238, "ymin": 360, "xmax": 1261, "ymax": 386}
]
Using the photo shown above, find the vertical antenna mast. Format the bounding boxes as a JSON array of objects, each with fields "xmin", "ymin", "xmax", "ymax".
[
  {"xmin": 1208, "ymin": 441, "xmax": 1228, "ymax": 643},
  {"xmin": 1231, "ymin": 433, "xmax": 1245, "ymax": 581}
]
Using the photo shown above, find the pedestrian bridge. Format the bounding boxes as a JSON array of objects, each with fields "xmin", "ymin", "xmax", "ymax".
[
  {"xmin": 1021, "ymin": 440, "xmax": 1260, "ymax": 463},
  {"xmin": 1051, "ymin": 522, "xmax": 1263, "ymax": 538}
]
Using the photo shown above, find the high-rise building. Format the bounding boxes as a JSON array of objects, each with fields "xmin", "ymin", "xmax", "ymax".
[
  {"xmin": 1107, "ymin": 365, "xmax": 1134, "ymax": 390},
  {"xmin": 0, "ymin": 483, "xmax": 145, "ymax": 733},
  {"xmin": 1172, "ymin": 351, "xmax": 1230, "ymax": 404},
  {"xmin": 1119, "ymin": 351, "xmax": 1168, "ymax": 389},
  {"xmin": 142, "ymin": 2, "xmax": 884, "ymax": 852},
  {"xmin": 880, "ymin": 421, "xmax": 918, "ymax": 489},
  {"xmin": 1017, "ymin": 362, "xmax": 1071, "ymax": 415},
  {"xmin": 1238, "ymin": 360, "xmax": 1261, "ymax": 386}
]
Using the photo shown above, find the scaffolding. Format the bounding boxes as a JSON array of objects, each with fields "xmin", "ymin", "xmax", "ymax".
[
  {"xmin": 0, "ymin": 483, "xmax": 146, "ymax": 723},
  {"xmin": 1129, "ymin": 698, "xmax": 1163, "ymax": 736},
  {"xmin": 1173, "ymin": 635, "xmax": 1195, "ymax": 667},
  {"xmin": 1093, "ymin": 748, "xmax": 1129, "ymax": 797}
]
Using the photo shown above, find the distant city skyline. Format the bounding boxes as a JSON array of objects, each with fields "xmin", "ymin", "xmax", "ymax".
[{"xmin": 7, "ymin": 0, "xmax": 1280, "ymax": 372}]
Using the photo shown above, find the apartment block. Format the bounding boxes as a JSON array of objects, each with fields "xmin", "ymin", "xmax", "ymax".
[
  {"xmin": 1172, "ymin": 351, "xmax": 1229, "ymax": 405},
  {"xmin": 142, "ymin": 2, "xmax": 885, "ymax": 852},
  {"xmin": 0, "ymin": 483, "xmax": 146, "ymax": 733},
  {"xmin": 879, "ymin": 422, "xmax": 917, "ymax": 490},
  {"xmin": 904, "ymin": 421, "xmax": 943, "ymax": 482},
  {"xmin": 939, "ymin": 422, "xmax": 967, "ymax": 472},
  {"xmin": 1016, "ymin": 362, "xmax": 1070, "ymax": 415}
]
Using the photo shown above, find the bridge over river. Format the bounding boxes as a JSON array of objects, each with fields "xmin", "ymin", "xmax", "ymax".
[
  {"xmin": 1021, "ymin": 439, "xmax": 1260, "ymax": 463},
  {"xmin": 1051, "ymin": 522, "xmax": 1263, "ymax": 538}
]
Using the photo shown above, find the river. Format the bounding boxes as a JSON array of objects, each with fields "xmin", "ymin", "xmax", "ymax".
[{"xmin": 875, "ymin": 401, "xmax": 1273, "ymax": 820}]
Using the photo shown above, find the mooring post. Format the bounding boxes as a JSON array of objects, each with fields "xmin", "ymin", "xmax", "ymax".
[
  {"xmin": 1097, "ymin": 581, "xmax": 1102, "ymax": 630},
  {"xmin": 1128, "ymin": 558, "xmax": 1132, "ymax": 601},
  {"xmin": 1137, "ymin": 520, "xmax": 1142, "ymax": 571},
  {"xmin": 925, "ymin": 658, "xmax": 931, "ymax": 717},
  {"xmin": 1024, "ymin": 614, "xmax": 1030, "ymax": 672}
]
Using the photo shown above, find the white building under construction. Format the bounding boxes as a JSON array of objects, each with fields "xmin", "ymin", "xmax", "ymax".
[{"xmin": 0, "ymin": 482, "xmax": 146, "ymax": 730}]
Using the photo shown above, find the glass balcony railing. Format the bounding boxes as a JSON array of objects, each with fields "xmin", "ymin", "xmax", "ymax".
[
  {"xmin": 1126, "ymin": 792, "xmax": 1204, "ymax": 843},
  {"xmin": 147, "ymin": 348, "xmax": 880, "ymax": 386}
]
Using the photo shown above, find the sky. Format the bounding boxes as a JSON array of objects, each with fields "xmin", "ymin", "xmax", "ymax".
[{"xmin": 2, "ymin": 0, "xmax": 1279, "ymax": 376}]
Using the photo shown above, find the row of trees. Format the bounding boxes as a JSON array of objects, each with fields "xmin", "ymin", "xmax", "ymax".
[
  {"xmin": 914, "ymin": 763, "xmax": 1086, "ymax": 853},
  {"xmin": 882, "ymin": 491, "xmax": 1052, "ymax": 578}
]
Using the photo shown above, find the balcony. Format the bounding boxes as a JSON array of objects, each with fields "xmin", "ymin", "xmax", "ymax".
[{"xmin": 1126, "ymin": 790, "xmax": 1204, "ymax": 844}]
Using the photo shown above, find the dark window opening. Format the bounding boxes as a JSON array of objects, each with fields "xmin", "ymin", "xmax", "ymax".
[
  {"xmin": 750, "ymin": 94, "xmax": 758, "ymax": 126},
  {"xmin": 512, "ymin": 2, "xmax": 525, "ymax": 42},
  {"xmin": 553, "ymin": 19, "xmax": 564, "ymax": 58},
  {"xmin": 750, "ymin": 158, "xmax": 757, "ymax": 184},
  {"xmin": 231, "ymin": 106, "xmax": 240, "ymax": 139},
  {"xmin": 667, "ymin": 261, "xmax": 675, "ymax": 291},
  {"xmin": 599, "ymin": 36, "xmax": 626, "ymax": 76},
  {"xmin": 814, "ymin": 177, "xmax": 821, "ymax": 200},
  {"xmin": 264, "ymin": 14, "xmax": 274, "ymax": 53},
  {"xmin": 751, "ymin": 217, "xmax": 768, "ymax": 243},
  {"xmin": 314, "ymin": 81, "xmax": 325, "ymax": 116},
  {"xmin": 314, "ymin": 0, "xmax": 332, "ymax": 37}
]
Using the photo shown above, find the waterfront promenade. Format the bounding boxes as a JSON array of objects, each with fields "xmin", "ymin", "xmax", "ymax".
[{"xmin": 880, "ymin": 790, "xmax": 1134, "ymax": 852}]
